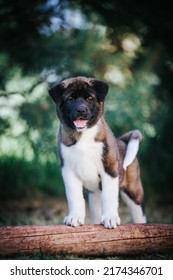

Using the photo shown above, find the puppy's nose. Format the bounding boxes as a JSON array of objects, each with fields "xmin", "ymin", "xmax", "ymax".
[{"xmin": 77, "ymin": 106, "xmax": 88, "ymax": 115}]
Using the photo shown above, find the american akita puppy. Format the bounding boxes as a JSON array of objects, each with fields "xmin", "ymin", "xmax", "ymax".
[{"xmin": 49, "ymin": 76, "xmax": 146, "ymax": 228}]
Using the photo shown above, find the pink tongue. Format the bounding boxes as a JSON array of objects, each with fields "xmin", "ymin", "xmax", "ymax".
[{"xmin": 74, "ymin": 119, "xmax": 88, "ymax": 128}]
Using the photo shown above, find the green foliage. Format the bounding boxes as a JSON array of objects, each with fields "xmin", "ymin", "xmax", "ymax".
[
  {"xmin": 0, "ymin": 156, "xmax": 64, "ymax": 198},
  {"xmin": 0, "ymin": 0, "xmax": 56, "ymax": 72}
]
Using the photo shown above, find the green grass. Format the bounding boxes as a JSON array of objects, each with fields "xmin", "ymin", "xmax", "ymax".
[
  {"xmin": 1, "ymin": 252, "xmax": 173, "ymax": 260},
  {"xmin": 0, "ymin": 156, "xmax": 64, "ymax": 198}
]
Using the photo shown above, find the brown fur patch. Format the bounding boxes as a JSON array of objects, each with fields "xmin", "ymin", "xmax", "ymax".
[
  {"xmin": 61, "ymin": 77, "xmax": 93, "ymax": 89},
  {"xmin": 120, "ymin": 158, "xmax": 144, "ymax": 204},
  {"xmin": 59, "ymin": 125, "xmax": 82, "ymax": 147},
  {"xmin": 95, "ymin": 118, "xmax": 119, "ymax": 178}
]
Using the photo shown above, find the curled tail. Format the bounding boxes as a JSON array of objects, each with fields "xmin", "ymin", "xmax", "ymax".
[{"xmin": 119, "ymin": 130, "xmax": 142, "ymax": 171}]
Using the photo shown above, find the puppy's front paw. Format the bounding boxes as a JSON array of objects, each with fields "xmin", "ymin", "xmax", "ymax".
[
  {"xmin": 64, "ymin": 216, "xmax": 84, "ymax": 227},
  {"xmin": 101, "ymin": 215, "xmax": 121, "ymax": 229}
]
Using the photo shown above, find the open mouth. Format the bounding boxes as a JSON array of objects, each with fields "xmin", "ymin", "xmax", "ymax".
[{"xmin": 73, "ymin": 119, "xmax": 88, "ymax": 129}]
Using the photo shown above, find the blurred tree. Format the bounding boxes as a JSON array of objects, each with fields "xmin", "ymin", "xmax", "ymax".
[
  {"xmin": 71, "ymin": 0, "xmax": 173, "ymax": 47},
  {"xmin": 0, "ymin": 0, "xmax": 56, "ymax": 74}
]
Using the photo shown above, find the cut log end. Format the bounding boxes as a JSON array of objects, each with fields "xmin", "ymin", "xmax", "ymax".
[{"xmin": 0, "ymin": 224, "xmax": 173, "ymax": 256}]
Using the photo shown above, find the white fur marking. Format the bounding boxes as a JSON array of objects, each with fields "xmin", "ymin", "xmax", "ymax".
[
  {"xmin": 88, "ymin": 190, "xmax": 102, "ymax": 224},
  {"xmin": 121, "ymin": 191, "xmax": 146, "ymax": 223},
  {"xmin": 123, "ymin": 138, "xmax": 140, "ymax": 170},
  {"xmin": 62, "ymin": 167, "xmax": 85, "ymax": 226},
  {"xmin": 101, "ymin": 175, "xmax": 121, "ymax": 228},
  {"xmin": 61, "ymin": 124, "xmax": 103, "ymax": 192}
]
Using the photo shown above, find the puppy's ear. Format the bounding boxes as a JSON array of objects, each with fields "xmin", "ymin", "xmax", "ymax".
[
  {"xmin": 49, "ymin": 83, "xmax": 64, "ymax": 104},
  {"xmin": 91, "ymin": 79, "xmax": 109, "ymax": 102}
]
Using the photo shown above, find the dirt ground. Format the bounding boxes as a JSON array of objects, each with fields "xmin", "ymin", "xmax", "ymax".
[{"xmin": 0, "ymin": 195, "xmax": 173, "ymax": 226}]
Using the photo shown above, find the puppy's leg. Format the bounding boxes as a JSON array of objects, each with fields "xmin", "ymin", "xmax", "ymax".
[
  {"xmin": 62, "ymin": 167, "xmax": 85, "ymax": 226},
  {"xmin": 121, "ymin": 191, "xmax": 147, "ymax": 223},
  {"xmin": 101, "ymin": 174, "xmax": 121, "ymax": 229},
  {"xmin": 120, "ymin": 130, "xmax": 142, "ymax": 171},
  {"xmin": 88, "ymin": 189, "xmax": 102, "ymax": 224}
]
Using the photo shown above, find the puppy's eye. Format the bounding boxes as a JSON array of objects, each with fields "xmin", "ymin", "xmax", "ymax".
[
  {"xmin": 86, "ymin": 96, "xmax": 94, "ymax": 102},
  {"xmin": 67, "ymin": 95, "xmax": 76, "ymax": 102},
  {"xmin": 67, "ymin": 96, "xmax": 74, "ymax": 101}
]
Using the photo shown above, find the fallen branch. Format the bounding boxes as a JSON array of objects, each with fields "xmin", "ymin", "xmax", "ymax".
[{"xmin": 0, "ymin": 224, "xmax": 173, "ymax": 256}]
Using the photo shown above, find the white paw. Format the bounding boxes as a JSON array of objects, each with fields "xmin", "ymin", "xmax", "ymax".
[
  {"xmin": 101, "ymin": 215, "xmax": 121, "ymax": 229},
  {"xmin": 64, "ymin": 215, "xmax": 84, "ymax": 227}
]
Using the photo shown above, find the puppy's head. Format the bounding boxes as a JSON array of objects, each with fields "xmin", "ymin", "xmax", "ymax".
[{"xmin": 49, "ymin": 77, "xmax": 109, "ymax": 130}]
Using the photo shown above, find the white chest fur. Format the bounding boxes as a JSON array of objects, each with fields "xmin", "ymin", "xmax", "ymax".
[{"xmin": 61, "ymin": 125, "xmax": 104, "ymax": 191}]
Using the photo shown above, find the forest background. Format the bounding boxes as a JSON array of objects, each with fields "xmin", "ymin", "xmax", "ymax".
[{"xmin": 0, "ymin": 0, "xmax": 173, "ymax": 229}]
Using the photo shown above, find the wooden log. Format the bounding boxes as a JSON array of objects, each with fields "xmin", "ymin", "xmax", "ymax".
[{"xmin": 0, "ymin": 224, "xmax": 173, "ymax": 256}]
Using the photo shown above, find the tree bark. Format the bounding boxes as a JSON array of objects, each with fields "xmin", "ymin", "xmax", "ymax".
[{"xmin": 0, "ymin": 224, "xmax": 173, "ymax": 256}]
